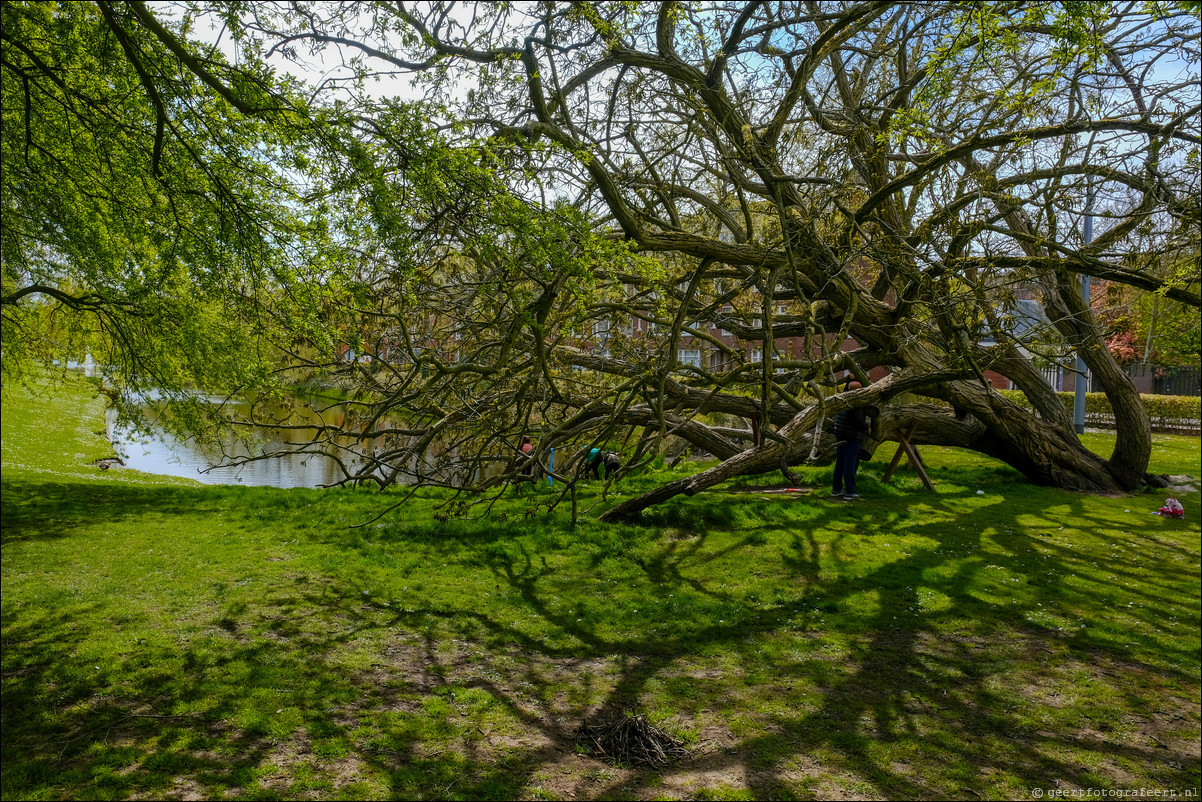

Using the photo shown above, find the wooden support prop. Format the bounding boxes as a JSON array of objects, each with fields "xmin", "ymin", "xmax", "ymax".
[
  {"xmin": 882, "ymin": 419, "xmax": 935, "ymax": 491},
  {"xmin": 881, "ymin": 420, "xmax": 917, "ymax": 483}
]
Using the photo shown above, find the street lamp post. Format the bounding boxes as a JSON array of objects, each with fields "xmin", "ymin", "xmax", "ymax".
[{"xmin": 1074, "ymin": 182, "xmax": 1093, "ymax": 435}]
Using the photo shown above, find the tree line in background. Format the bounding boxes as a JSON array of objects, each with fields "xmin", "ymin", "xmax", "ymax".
[{"xmin": 2, "ymin": 1, "xmax": 1199, "ymax": 518}]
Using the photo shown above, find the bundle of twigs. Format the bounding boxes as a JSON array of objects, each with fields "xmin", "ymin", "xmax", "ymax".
[{"xmin": 575, "ymin": 710, "xmax": 690, "ymax": 767}]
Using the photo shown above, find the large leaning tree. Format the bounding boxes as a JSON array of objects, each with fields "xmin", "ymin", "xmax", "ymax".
[
  {"xmin": 3, "ymin": 1, "xmax": 1199, "ymax": 519},
  {"xmin": 225, "ymin": 0, "xmax": 1199, "ymax": 518}
]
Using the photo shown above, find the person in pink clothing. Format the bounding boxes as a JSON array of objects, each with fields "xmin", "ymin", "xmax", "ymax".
[{"xmin": 520, "ymin": 435, "xmax": 535, "ymax": 479}]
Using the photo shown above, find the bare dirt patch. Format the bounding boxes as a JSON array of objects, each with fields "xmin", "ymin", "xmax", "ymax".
[{"xmin": 332, "ymin": 628, "xmax": 1202, "ymax": 800}]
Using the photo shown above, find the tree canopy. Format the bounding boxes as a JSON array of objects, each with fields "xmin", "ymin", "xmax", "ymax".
[
  {"xmin": 3, "ymin": 1, "xmax": 1199, "ymax": 517},
  {"xmin": 1, "ymin": 0, "xmax": 340, "ymax": 432}
]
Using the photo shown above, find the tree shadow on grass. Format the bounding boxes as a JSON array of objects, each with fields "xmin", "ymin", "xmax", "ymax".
[
  {"xmin": 2, "ymin": 602, "xmax": 280, "ymax": 800},
  {"xmin": 2, "ymin": 474, "xmax": 1198, "ymax": 800},
  {"xmin": 322, "ymin": 485, "xmax": 1196, "ymax": 799},
  {"xmin": 726, "ymin": 490, "xmax": 1199, "ymax": 799},
  {"xmin": 0, "ymin": 478, "xmax": 225, "ymax": 546},
  {"xmin": 326, "ymin": 480, "xmax": 1198, "ymax": 796}
]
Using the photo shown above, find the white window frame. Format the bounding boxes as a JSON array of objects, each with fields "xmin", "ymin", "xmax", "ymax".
[{"xmin": 677, "ymin": 348, "xmax": 702, "ymax": 368}]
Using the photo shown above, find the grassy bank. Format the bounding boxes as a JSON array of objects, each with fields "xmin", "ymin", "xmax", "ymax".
[{"xmin": 3, "ymin": 372, "xmax": 1200, "ymax": 801}]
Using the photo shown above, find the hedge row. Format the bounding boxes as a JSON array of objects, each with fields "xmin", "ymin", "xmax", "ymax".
[{"xmin": 997, "ymin": 389, "xmax": 1202, "ymax": 434}]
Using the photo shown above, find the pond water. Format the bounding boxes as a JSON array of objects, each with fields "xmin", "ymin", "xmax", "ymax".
[{"xmin": 107, "ymin": 392, "xmax": 389, "ymax": 488}]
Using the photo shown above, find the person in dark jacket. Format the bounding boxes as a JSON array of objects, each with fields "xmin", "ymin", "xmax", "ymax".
[
  {"xmin": 832, "ymin": 381, "xmax": 873, "ymax": 499},
  {"xmin": 584, "ymin": 447, "xmax": 621, "ymax": 479}
]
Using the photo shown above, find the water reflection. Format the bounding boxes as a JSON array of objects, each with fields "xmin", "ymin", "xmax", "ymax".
[{"xmin": 107, "ymin": 393, "xmax": 381, "ymax": 488}]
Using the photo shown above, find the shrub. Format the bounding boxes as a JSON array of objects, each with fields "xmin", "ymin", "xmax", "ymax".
[{"xmin": 997, "ymin": 389, "xmax": 1201, "ymax": 434}]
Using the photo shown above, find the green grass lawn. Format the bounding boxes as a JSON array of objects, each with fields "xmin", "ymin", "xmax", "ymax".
[{"xmin": 3, "ymin": 372, "xmax": 1200, "ymax": 801}]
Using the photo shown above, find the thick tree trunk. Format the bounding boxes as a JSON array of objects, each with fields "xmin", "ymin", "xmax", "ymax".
[
  {"xmin": 1043, "ymin": 270, "xmax": 1151, "ymax": 489},
  {"xmin": 600, "ymin": 376, "xmax": 1135, "ymax": 522},
  {"xmin": 936, "ymin": 377, "xmax": 1120, "ymax": 490}
]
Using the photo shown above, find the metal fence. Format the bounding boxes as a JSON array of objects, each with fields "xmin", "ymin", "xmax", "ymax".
[
  {"xmin": 1039, "ymin": 365, "xmax": 1063, "ymax": 391},
  {"xmin": 1083, "ymin": 414, "xmax": 1200, "ymax": 436},
  {"xmin": 1123, "ymin": 365, "xmax": 1202, "ymax": 397},
  {"xmin": 1024, "ymin": 363, "xmax": 1199, "ymax": 433}
]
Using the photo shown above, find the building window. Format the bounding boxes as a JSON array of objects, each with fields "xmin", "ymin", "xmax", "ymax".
[
  {"xmin": 718, "ymin": 305, "xmax": 734, "ymax": 337},
  {"xmin": 677, "ymin": 348, "xmax": 702, "ymax": 368}
]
